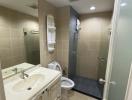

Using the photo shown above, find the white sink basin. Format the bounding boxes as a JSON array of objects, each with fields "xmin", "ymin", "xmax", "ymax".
[
  {"xmin": 4, "ymin": 67, "xmax": 61, "ymax": 100},
  {"xmin": 13, "ymin": 74, "xmax": 44, "ymax": 92}
]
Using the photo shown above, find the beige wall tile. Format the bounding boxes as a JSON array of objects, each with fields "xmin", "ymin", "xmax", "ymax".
[
  {"xmin": 38, "ymin": 0, "xmax": 70, "ymax": 74},
  {"xmin": 0, "ymin": 6, "xmax": 38, "ymax": 69},
  {"xmin": 56, "ymin": 7, "xmax": 70, "ymax": 74},
  {"xmin": 38, "ymin": 0, "xmax": 57, "ymax": 67},
  {"xmin": 77, "ymin": 12, "xmax": 112, "ymax": 79}
]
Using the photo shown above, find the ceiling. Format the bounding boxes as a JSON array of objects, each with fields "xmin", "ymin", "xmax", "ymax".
[
  {"xmin": 46, "ymin": 0, "xmax": 115, "ymax": 14},
  {"xmin": 0, "ymin": 0, "xmax": 114, "ymax": 17},
  {"xmin": 0, "ymin": 0, "xmax": 38, "ymax": 17}
]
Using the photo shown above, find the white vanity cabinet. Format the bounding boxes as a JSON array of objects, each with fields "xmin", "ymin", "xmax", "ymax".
[
  {"xmin": 37, "ymin": 90, "xmax": 48, "ymax": 100},
  {"xmin": 49, "ymin": 79, "xmax": 61, "ymax": 100},
  {"xmin": 36, "ymin": 77, "xmax": 61, "ymax": 100}
]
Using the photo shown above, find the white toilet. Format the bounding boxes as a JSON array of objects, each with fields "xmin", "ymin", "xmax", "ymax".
[{"xmin": 48, "ymin": 61, "xmax": 75, "ymax": 90}]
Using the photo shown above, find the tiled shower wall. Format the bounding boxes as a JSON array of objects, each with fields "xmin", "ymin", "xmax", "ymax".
[
  {"xmin": 77, "ymin": 12, "xmax": 112, "ymax": 80},
  {"xmin": 0, "ymin": 6, "xmax": 38, "ymax": 69}
]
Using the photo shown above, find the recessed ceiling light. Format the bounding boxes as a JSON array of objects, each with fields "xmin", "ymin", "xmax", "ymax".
[
  {"xmin": 121, "ymin": 2, "xmax": 127, "ymax": 7},
  {"xmin": 90, "ymin": 6, "xmax": 96, "ymax": 11}
]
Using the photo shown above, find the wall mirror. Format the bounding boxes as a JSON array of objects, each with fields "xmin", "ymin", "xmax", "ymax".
[{"xmin": 0, "ymin": 0, "xmax": 39, "ymax": 78}]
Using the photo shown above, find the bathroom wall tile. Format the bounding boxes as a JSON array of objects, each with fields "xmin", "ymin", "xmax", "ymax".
[
  {"xmin": 0, "ymin": 27, "xmax": 11, "ymax": 38},
  {"xmin": 11, "ymin": 56, "xmax": 26, "ymax": 66},
  {"xmin": 0, "ymin": 49, "xmax": 12, "ymax": 60},
  {"xmin": 77, "ymin": 12, "xmax": 112, "ymax": 79},
  {"xmin": 0, "ymin": 38, "xmax": 11, "ymax": 49},
  {"xmin": 62, "ymin": 41, "xmax": 69, "ymax": 50},
  {"xmin": 11, "ymin": 47, "xmax": 25, "ymax": 58},
  {"xmin": 38, "ymin": 0, "xmax": 57, "ymax": 66},
  {"xmin": 0, "ymin": 6, "xmax": 38, "ymax": 68},
  {"xmin": 55, "ymin": 7, "xmax": 70, "ymax": 74},
  {"xmin": 0, "ymin": 57, "xmax": 14, "ymax": 69},
  {"xmin": 10, "ymin": 29, "xmax": 23, "ymax": 39},
  {"xmin": 0, "ymin": 11, "xmax": 10, "ymax": 28}
]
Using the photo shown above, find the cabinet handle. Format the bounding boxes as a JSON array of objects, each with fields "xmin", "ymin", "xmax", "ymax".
[{"xmin": 42, "ymin": 91, "xmax": 45, "ymax": 94}]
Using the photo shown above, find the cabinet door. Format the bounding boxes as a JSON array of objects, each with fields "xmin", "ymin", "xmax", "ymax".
[
  {"xmin": 34, "ymin": 90, "xmax": 49, "ymax": 100},
  {"xmin": 42, "ymin": 90, "xmax": 49, "ymax": 100},
  {"xmin": 49, "ymin": 81, "xmax": 61, "ymax": 100},
  {"xmin": 33, "ymin": 95, "xmax": 42, "ymax": 100},
  {"xmin": 37, "ymin": 96, "xmax": 42, "ymax": 100}
]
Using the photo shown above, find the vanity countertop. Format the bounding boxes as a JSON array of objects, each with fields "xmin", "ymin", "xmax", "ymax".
[{"xmin": 3, "ymin": 66, "xmax": 61, "ymax": 100}]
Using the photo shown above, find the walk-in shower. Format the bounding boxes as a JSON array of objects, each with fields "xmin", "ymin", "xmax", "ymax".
[
  {"xmin": 68, "ymin": 8, "xmax": 112, "ymax": 99},
  {"xmin": 24, "ymin": 30, "xmax": 40, "ymax": 65}
]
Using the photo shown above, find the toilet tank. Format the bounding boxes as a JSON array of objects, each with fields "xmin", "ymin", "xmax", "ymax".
[{"xmin": 48, "ymin": 61, "xmax": 62, "ymax": 72}]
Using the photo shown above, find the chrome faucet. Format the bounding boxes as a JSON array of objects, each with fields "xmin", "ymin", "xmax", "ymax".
[{"xmin": 21, "ymin": 70, "xmax": 29, "ymax": 79}]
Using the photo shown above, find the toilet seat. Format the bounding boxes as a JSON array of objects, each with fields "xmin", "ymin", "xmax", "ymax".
[
  {"xmin": 61, "ymin": 77, "xmax": 75, "ymax": 90},
  {"xmin": 48, "ymin": 61, "xmax": 75, "ymax": 90}
]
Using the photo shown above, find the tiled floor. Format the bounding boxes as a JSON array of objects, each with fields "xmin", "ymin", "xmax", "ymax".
[
  {"xmin": 73, "ymin": 76, "xmax": 103, "ymax": 99},
  {"xmin": 69, "ymin": 90, "xmax": 97, "ymax": 100}
]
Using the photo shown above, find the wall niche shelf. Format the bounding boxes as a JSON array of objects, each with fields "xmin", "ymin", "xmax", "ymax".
[{"xmin": 47, "ymin": 15, "xmax": 56, "ymax": 53}]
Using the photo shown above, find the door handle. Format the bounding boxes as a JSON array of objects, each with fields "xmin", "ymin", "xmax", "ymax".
[
  {"xmin": 99, "ymin": 78, "xmax": 106, "ymax": 84},
  {"xmin": 99, "ymin": 78, "xmax": 116, "ymax": 85}
]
